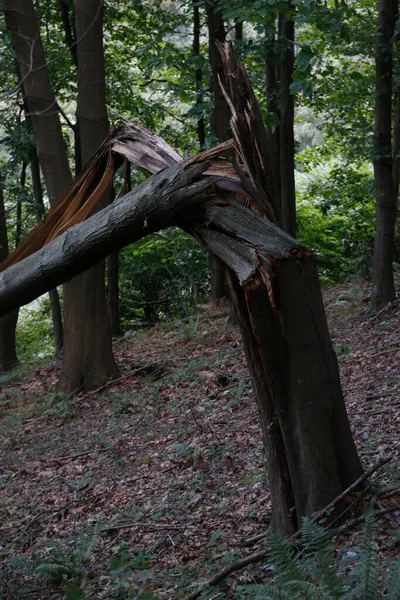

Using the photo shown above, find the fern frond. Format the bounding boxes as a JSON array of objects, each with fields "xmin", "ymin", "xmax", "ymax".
[
  {"xmin": 236, "ymin": 583, "xmax": 293, "ymax": 599},
  {"xmin": 267, "ymin": 529, "xmax": 308, "ymax": 587},
  {"xmin": 33, "ymin": 560, "xmax": 74, "ymax": 582},
  {"xmin": 360, "ymin": 507, "xmax": 379, "ymax": 600},
  {"xmin": 386, "ymin": 561, "xmax": 400, "ymax": 599},
  {"xmin": 301, "ymin": 518, "xmax": 344, "ymax": 599}
]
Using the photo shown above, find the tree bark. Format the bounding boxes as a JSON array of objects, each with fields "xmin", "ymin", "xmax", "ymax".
[
  {"xmin": 193, "ymin": 0, "xmax": 205, "ymax": 149},
  {"xmin": 372, "ymin": 0, "xmax": 398, "ymax": 309},
  {"xmin": 2, "ymin": 0, "xmax": 73, "ymax": 206},
  {"xmin": 205, "ymin": 0, "xmax": 230, "ymax": 301},
  {"xmin": 58, "ymin": 0, "xmax": 119, "ymax": 393},
  {"xmin": 107, "ymin": 252, "xmax": 120, "ymax": 337},
  {"xmin": 29, "ymin": 130, "xmax": 64, "ymax": 353},
  {"xmin": 0, "ymin": 172, "xmax": 19, "ymax": 372},
  {"xmin": 278, "ymin": 5, "xmax": 296, "ymax": 237},
  {"xmin": 3, "ymin": 0, "xmax": 72, "ymax": 358}
]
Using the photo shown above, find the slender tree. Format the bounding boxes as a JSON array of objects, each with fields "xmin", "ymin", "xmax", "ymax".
[
  {"xmin": 0, "ymin": 171, "xmax": 18, "ymax": 372},
  {"xmin": 204, "ymin": 0, "xmax": 230, "ymax": 300},
  {"xmin": 193, "ymin": 0, "xmax": 206, "ymax": 149},
  {"xmin": 2, "ymin": 0, "xmax": 73, "ymax": 361},
  {"xmin": 372, "ymin": 0, "xmax": 398, "ymax": 308},
  {"xmin": 278, "ymin": 3, "xmax": 296, "ymax": 237},
  {"xmin": 58, "ymin": 0, "xmax": 119, "ymax": 391}
]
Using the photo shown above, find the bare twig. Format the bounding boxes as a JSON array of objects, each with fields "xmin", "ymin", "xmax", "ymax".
[
  {"xmin": 366, "ymin": 391, "xmax": 398, "ymax": 400},
  {"xmin": 51, "ymin": 448, "xmax": 110, "ymax": 461},
  {"xmin": 369, "ymin": 344, "xmax": 400, "ymax": 359},
  {"xmin": 335, "ymin": 504, "xmax": 400, "ymax": 535},
  {"xmin": 100, "ymin": 523, "xmax": 183, "ymax": 533}
]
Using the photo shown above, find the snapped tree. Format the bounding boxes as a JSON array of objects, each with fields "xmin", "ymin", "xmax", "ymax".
[{"xmin": 0, "ymin": 44, "xmax": 363, "ymax": 533}]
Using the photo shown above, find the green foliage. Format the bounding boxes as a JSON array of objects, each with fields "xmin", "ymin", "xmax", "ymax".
[
  {"xmin": 119, "ymin": 228, "xmax": 210, "ymax": 326},
  {"xmin": 297, "ymin": 153, "xmax": 375, "ymax": 282},
  {"xmin": 235, "ymin": 512, "xmax": 400, "ymax": 600},
  {"xmin": 107, "ymin": 543, "xmax": 159, "ymax": 599},
  {"xmin": 16, "ymin": 296, "xmax": 55, "ymax": 362}
]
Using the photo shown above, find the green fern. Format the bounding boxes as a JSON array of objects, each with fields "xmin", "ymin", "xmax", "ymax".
[
  {"xmin": 359, "ymin": 507, "xmax": 379, "ymax": 600},
  {"xmin": 267, "ymin": 529, "xmax": 309, "ymax": 588},
  {"xmin": 301, "ymin": 517, "xmax": 344, "ymax": 599},
  {"xmin": 386, "ymin": 562, "xmax": 400, "ymax": 599},
  {"xmin": 235, "ymin": 509, "xmax": 400, "ymax": 600}
]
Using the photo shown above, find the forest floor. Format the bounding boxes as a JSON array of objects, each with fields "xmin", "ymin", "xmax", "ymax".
[{"xmin": 0, "ymin": 280, "xmax": 399, "ymax": 600}]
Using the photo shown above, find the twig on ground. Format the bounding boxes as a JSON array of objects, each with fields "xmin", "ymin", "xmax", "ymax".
[
  {"xmin": 51, "ymin": 448, "xmax": 110, "ymax": 461},
  {"xmin": 366, "ymin": 392, "xmax": 398, "ymax": 400},
  {"xmin": 189, "ymin": 457, "xmax": 392, "ymax": 600},
  {"xmin": 309, "ymin": 455, "xmax": 392, "ymax": 525},
  {"xmin": 100, "ymin": 523, "xmax": 183, "ymax": 533},
  {"xmin": 335, "ymin": 504, "xmax": 400, "ymax": 535},
  {"xmin": 183, "ymin": 548, "xmax": 271, "ymax": 600},
  {"xmin": 369, "ymin": 345, "xmax": 400, "ymax": 359}
]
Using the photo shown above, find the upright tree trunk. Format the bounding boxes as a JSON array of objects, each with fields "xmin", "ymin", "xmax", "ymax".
[
  {"xmin": 2, "ymin": 0, "xmax": 73, "ymax": 206},
  {"xmin": 28, "ymin": 124, "xmax": 64, "ymax": 353},
  {"xmin": 15, "ymin": 161, "xmax": 26, "ymax": 247},
  {"xmin": 205, "ymin": 0, "xmax": 230, "ymax": 300},
  {"xmin": 235, "ymin": 21, "xmax": 243, "ymax": 42},
  {"xmin": 193, "ymin": 0, "xmax": 206, "ymax": 149},
  {"xmin": 107, "ymin": 252, "xmax": 120, "ymax": 337},
  {"xmin": 0, "ymin": 172, "xmax": 18, "ymax": 372},
  {"xmin": 372, "ymin": 0, "xmax": 398, "ymax": 309},
  {"xmin": 265, "ymin": 17, "xmax": 282, "ymax": 210},
  {"xmin": 278, "ymin": 4, "xmax": 296, "ymax": 237},
  {"xmin": 58, "ymin": 0, "xmax": 119, "ymax": 392},
  {"xmin": 3, "ymin": 0, "xmax": 72, "ymax": 360}
]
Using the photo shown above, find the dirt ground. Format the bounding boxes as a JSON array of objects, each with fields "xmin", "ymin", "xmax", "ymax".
[{"xmin": 0, "ymin": 282, "xmax": 399, "ymax": 599}]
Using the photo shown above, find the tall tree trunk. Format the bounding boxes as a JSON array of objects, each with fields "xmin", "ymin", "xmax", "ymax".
[
  {"xmin": 29, "ymin": 123, "xmax": 64, "ymax": 353},
  {"xmin": 0, "ymin": 172, "xmax": 18, "ymax": 372},
  {"xmin": 193, "ymin": 0, "xmax": 205, "ymax": 149},
  {"xmin": 205, "ymin": 0, "xmax": 230, "ymax": 300},
  {"xmin": 107, "ymin": 252, "xmax": 120, "ymax": 337},
  {"xmin": 2, "ymin": 0, "xmax": 73, "ymax": 206},
  {"xmin": 58, "ymin": 0, "xmax": 119, "ymax": 392},
  {"xmin": 235, "ymin": 21, "xmax": 243, "ymax": 42},
  {"xmin": 3, "ymin": 0, "xmax": 72, "ymax": 359},
  {"xmin": 372, "ymin": 0, "xmax": 398, "ymax": 309},
  {"xmin": 278, "ymin": 4, "xmax": 296, "ymax": 237},
  {"xmin": 15, "ymin": 161, "xmax": 26, "ymax": 247},
  {"xmin": 265, "ymin": 17, "xmax": 282, "ymax": 212}
]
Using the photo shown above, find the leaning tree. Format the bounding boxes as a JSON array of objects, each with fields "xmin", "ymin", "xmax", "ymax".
[{"xmin": 0, "ymin": 43, "xmax": 363, "ymax": 533}]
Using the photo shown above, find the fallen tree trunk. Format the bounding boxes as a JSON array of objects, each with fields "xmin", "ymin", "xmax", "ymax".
[{"xmin": 0, "ymin": 161, "xmax": 212, "ymax": 315}]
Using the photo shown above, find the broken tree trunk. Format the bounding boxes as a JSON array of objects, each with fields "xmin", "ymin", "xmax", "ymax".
[
  {"xmin": 0, "ymin": 44, "xmax": 364, "ymax": 532},
  {"xmin": 0, "ymin": 156, "xmax": 363, "ymax": 532}
]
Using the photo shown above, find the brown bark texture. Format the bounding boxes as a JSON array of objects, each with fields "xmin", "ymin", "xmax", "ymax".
[
  {"xmin": 193, "ymin": 0, "xmax": 206, "ymax": 149},
  {"xmin": 2, "ymin": 0, "xmax": 72, "ymax": 357},
  {"xmin": 372, "ymin": 0, "xmax": 398, "ymax": 309},
  {"xmin": 58, "ymin": 0, "xmax": 119, "ymax": 393},
  {"xmin": 205, "ymin": 0, "xmax": 231, "ymax": 300},
  {"xmin": 2, "ymin": 0, "xmax": 73, "ymax": 205},
  {"xmin": 0, "ymin": 173, "xmax": 18, "ymax": 372},
  {"xmin": 278, "ymin": 5, "xmax": 296, "ymax": 237},
  {"xmin": 0, "ymin": 44, "xmax": 363, "ymax": 532}
]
